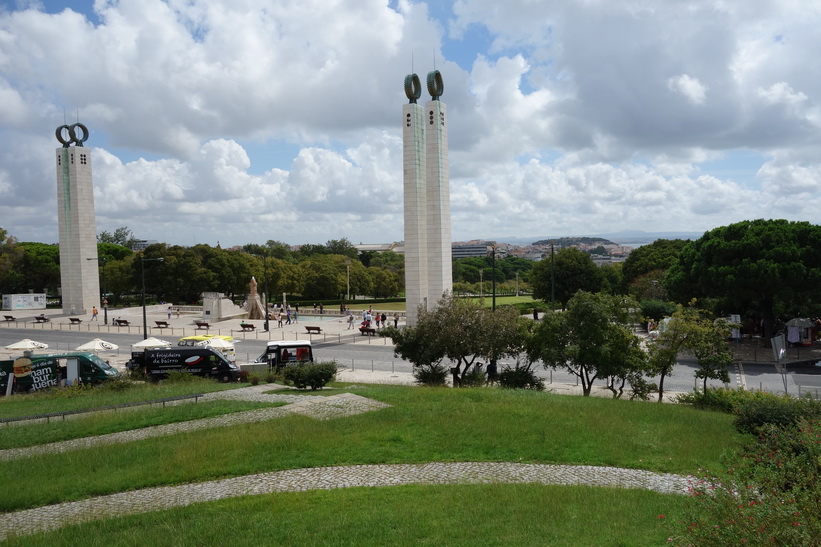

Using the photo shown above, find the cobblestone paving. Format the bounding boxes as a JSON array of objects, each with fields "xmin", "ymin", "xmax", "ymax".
[
  {"xmin": 0, "ymin": 462, "xmax": 693, "ymax": 541},
  {"xmin": 0, "ymin": 387, "xmax": 390, "ymax": 462}
]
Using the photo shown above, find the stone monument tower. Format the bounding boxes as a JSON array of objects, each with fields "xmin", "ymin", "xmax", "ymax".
[
  {"xmin": 403, "ymin": 70, "xmax": 452, "ymax": 326},
  {"xmin": 55, "ymin": 123, "xmax": 100, "ymax": 315}
]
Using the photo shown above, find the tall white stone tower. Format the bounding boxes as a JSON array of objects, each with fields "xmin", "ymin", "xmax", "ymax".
[
  {"xmin": 55, "ymin": 123, "xmax": 100, "ymax": 315},
  {"xmin": 403, "ymin": 74, "xmax": 428, "ymax": 326},
  {"xmin": 403, "ymin": 70, "xmax": 452, "ymax": 326},
  {"xmin": 424, "ymin": 71, "xmax": 452, "ymax": 307}
]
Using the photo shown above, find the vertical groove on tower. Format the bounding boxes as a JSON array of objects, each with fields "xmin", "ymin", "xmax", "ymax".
[{"xmin": 403, "ymin": 103, "xmax": 428, "ymax": 326}]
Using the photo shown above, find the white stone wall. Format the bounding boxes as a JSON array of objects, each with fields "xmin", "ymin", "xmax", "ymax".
[
  {"xmin": 403, "ymin": 103, "xmax": 428, "ymax": 326},
  {"xmin": 56, "ymin": 147, "xmax": 100, "ymax": 315},
  {"xmin": 425, "ymin": 99, "xmax": 452, "ymax": 307}
]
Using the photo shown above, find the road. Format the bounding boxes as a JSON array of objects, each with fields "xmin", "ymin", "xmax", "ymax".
[{"xmin": 3, "ymin": 327, "xmax": 818, "ymax": 397}]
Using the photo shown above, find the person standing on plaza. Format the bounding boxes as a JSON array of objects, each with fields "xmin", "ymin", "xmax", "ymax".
[
  {"xmin": 91, "ymin": 306, "xmax": 98, "ymax": 321},
  {"xmin": 381, "ymin": 312, "xmax": 387, "ymax": 328}
]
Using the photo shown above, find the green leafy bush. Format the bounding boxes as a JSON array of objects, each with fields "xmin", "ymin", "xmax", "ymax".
[
  {"xmin": 282, "ymin": 362, "xmax": 337, "ymax": 390},
  {"xmin": 498, "ymin": 366, "xmax": 545, "ymax": 391},
  {"xmin": 460, "ymin": 365, "xmax": 487, "ymax": 388},
  {"xmin": 412, "ymin": 364, "xmax": 448, "ymax": 387},
  {"xmin": 678, "ymin": 387, "xmax": 821, "ymax": 434},
  {"xmin": 734, "ymin": 394, "xmax": 821, "ymax": 434},
  {"xmin": 676, "ymin": 418, "xmax": 821, "ymax": 545}
]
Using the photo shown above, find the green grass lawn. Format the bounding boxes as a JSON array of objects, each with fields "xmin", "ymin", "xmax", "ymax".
[
  {"xmin": 4, "ymin": 484, "xmax": 688, "ymax": 546},
  {"xmin": 0, "ymin": 377, "xmax": 244, "ymax": 419},
  {"xmin": 0, "ymin": 384, "xmax": 745, "ymax": 514},
  {"xmin": 0, "ymin": 399, "xmax": 283, "ymax": 449}
]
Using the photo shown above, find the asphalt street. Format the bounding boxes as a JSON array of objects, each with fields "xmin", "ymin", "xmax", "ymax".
[{"xmin": 4, "ymin": 324, "xmax": 817, "ymax": 397}]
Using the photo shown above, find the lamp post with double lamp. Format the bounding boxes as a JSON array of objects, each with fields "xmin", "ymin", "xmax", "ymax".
[
  {"xmin": 141, "ymin": 256, "xmax": 164, "ymax": 340},
  {"xmin": 86, "ymin": 257, "xmax": 108, "ymax": 324}
]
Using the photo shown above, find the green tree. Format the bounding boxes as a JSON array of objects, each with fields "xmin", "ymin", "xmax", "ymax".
[
  {"xmin": 16, "ymin": 242, "xmax": 61, "ymax": 295},
  {"xmin": 666, "ymin": 220, "xmax": 821, "ymax": 340},
  {"xmin": 621, "ymin": 238, "xmax": 688, "ymax": 288},
  {"xmin": 96, "ymin": 242, "xmax": 133, "ymax": 262},
  {"xmin": 299, "ymin": 255, "xmax": 344, "ymax": 299},
  {"xmin": 529, "ymin": 247, "xmax": 602, "ymax": 308},
  {"xmin": 368, "ymin": 267, "xmax": 401, "ymax": 298},
  {"xmin": 97, "ymin": 226, "xmax": 138, "ymax": 248},
  {"xmin": 383, "ymin": 295, "xmax": 528, "ymax": 386},
  {"xmin": 325, "ymin": 238, "xmax": 358, "ymax": 259},
  {"xmin": 0, "ymin": 228, "xmax": 24, "ymax": 293},
  {"xmin": 528, "ymin": 291, "xmax": 644, "ymax": 397}
]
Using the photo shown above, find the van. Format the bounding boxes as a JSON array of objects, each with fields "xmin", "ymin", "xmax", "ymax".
[
  {"xmin": 1, "ymin": 352, "xmax": 120, "ymax": 395},
  {"xmin": 130, "ymin": 347, "xmax": 240, "ymax": 383},
  {"xmin": 252, "ymin": 340, "xmax": 313, "ymax": 370}
]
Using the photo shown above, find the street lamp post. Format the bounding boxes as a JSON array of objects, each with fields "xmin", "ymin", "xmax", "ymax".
[
  {"xmin": 346, "ymin": 258, "xmax": 351, "ymax": 302},
  {"xmin": 86, "ymin": 257, "xmax": 108, "ymax": 324},
  {"xmin": 491, "ymin": 245, "xmax": 497, "ymax": 312},
  {"xmin": 262, "ymin": 253, "xmax": 269, "ymax": 332},
  {"xmin": 141, "ymin": 256, "xmax": 164, "ymax": 340},
  {"xmin": 515, "ymin": 271, "xmax": 519, "ymax": 297}
]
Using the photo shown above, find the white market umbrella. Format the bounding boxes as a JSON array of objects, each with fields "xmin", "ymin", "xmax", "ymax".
[
  {"xmin": 4, "ymin": 339, "xmax": 48, "ymax": 351},
  {"xmin": 786, "ymin": 318, "xmax": 814, "ymax": 328},
  {"xmin": 131, "ymin": 337, "xmax": 172, "ymax": 349},
  {"xmin": 75, "ymin": 338, "xmax": 119, "ymax": 352},
  {"xmin": 203, "ymin": 337, "xmax": 235, "ymax": 349}
]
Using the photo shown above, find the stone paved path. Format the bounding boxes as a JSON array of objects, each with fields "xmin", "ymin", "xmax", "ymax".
[{"xmin": 0, "ymin": 462, "xmax": 693, "ymax": 541}]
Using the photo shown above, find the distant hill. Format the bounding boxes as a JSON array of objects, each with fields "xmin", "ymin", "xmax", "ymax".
[
  {"xmin": 489, "ymin": 230, "xmax": 703, "ymax": 248},
  {"xmin": 531, "ymin": 236, "xmax": 616, "ymax": 247}
]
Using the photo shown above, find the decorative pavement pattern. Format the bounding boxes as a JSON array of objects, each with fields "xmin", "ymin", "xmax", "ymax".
[
  {"xmin": 0, "ymin": 386, "xmax": 694, "ymax": 541},
  {"xmin": 0, "ymin": 462, "xmax": 693, "ymax": 541}
]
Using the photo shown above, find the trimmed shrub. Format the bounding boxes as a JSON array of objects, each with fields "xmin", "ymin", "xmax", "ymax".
[
  {"xmin": 282, "ymin": 362, "xmax": 337, "ymax": 390},
  {"xmin": 498, "ymin": 366, "xmax": 545, "ymax": 391},
  {"xmin": 677, "ymin": 387, "xmax": 821, "ymax": 434},
  {"xmin": 413, "ymin": 364, "xmax": 448, "ymax": 387},
  {"xmin": 460, "ymin": 364, "xmax": 487, "ymax": 388}
]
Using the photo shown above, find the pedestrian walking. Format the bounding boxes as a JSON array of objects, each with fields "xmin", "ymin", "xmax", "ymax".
[
  {"xmin": 347, "ymin": 314, "xmax": 354, "ymax": 329},
  {"xmin": 91, "ymin": 306, "xmax": 98, "ymax": 321},
  {"xmin": 393, "ymin": 313, "xmax": 399, "ymax": 328},
  {"xmin": 167, "ymin": 306, "xmax": 172, "ymax": 319}
]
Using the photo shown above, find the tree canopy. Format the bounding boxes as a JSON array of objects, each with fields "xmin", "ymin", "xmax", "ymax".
[
  {"xmin": 666, "ymin": 219, "xmax": 821, "ymax": 339},
  {"xmin": 529, "ymin": 247, "xmax": 602, "ymax": 307}
]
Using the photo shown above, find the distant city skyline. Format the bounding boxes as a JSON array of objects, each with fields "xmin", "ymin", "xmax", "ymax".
[{"xmin": 1, "ymin": 2, "xmax": 819, "ymax": 247}]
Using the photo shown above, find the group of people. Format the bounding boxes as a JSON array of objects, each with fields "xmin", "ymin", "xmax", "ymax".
[
  {"xmin": 267, "ymin": 305, "xmax": 298, "ymax": 326},
  {"xmin": 346, "ymin": 307, "xmax": 400, "ymax": 330}
]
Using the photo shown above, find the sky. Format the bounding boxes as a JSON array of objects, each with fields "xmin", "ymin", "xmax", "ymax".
[{"xmin": 1, "ymin": 0, "xmax": 820, "ymax": 248}]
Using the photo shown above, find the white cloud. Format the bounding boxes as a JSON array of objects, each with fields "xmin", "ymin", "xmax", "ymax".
[
  {"xmin": 0, "ymin": 0, "xmax": 819, "ymax": 247},
  {"xmin": 668, "ymin": 74, "xmax": 708, "ymax": 105}
]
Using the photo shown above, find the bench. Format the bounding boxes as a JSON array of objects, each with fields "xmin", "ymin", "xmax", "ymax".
[
  {"xmin": 305, "ymin": 326, "xmax": 322, "ymax": 334},
  {"xmin": 359, "ymin": 327, "xmax": 377, "ymax": 336},
  {"xmin": 115, "ymin": 319, "xmax": 130, "ymax": 327},
  {"xmin": 34, "ymin": 315, "xmax": 50, "ymax": 323},
  {"xmin": 195, "ymin": 321, "xmax": 211, "ymax": 330},
  {"xmin": 155, "ymin": 321, "xmax": 169, "ymax": 328},
  {"xmin": 3, "ymin": 315, "xmax": 15, "ymax": 322},
  {"xmin": 69, "ymin": 317, "xmax": 82, "ymax": 324},
  {"xmin": 239, "ymin": 323, "xmax": 256, "ymax": 332}
]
